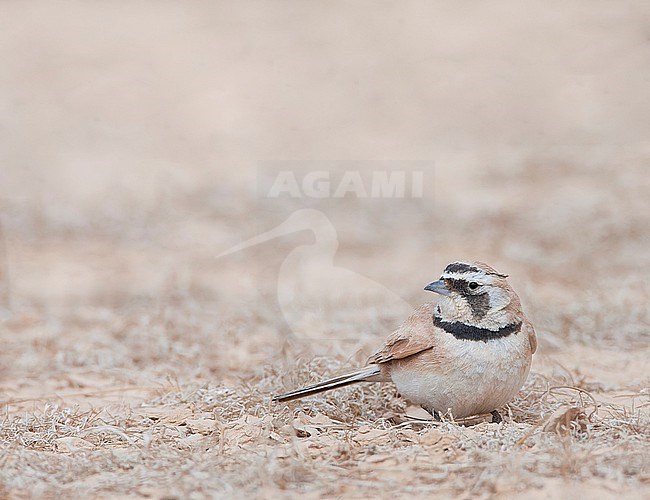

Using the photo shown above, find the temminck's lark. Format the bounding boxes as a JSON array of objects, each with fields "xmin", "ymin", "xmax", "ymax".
[{"xmin": 273, "ymin": 261, "xmax": 537, "ymax": 422}]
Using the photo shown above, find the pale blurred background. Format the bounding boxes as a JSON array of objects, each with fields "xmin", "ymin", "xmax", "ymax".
[{"xmin": 0, "ymin": 0, "xmax": 648, "ymax": 384}]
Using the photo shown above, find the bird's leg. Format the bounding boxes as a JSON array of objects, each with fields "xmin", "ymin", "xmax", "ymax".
[
  {"xmin": 421, "ymin": 405, "xmax": 442, "ymax": 422},
  {"xmin": 490, "ymin": 410, "xmax": 503, "ymax": 423}
]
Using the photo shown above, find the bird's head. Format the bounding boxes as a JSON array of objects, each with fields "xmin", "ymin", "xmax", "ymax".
[{"xmin": 424, "ymin": 261, "xmax": 522, "ymax": 328}]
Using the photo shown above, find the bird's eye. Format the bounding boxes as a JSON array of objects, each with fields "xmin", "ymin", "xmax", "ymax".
[{"xmin": 468, "ymin": 282, "xmax": 479, "ymax": 290}]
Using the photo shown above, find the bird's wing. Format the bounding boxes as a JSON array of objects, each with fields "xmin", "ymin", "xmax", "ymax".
[
  {"xmin": 524, "ymin": 318, "xmax": 537, "ymax": 354},
  {"xmin": 368, "ymin": 303, "xmax": 439, "ymax": 364}
]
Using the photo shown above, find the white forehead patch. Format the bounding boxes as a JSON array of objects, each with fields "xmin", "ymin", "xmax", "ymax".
[{"xmin": 441, "ymin": 270, "xmax": 491, "ymax": 283}]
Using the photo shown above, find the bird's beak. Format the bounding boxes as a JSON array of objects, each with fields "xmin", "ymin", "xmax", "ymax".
[{"xmin": 424, "ymin": 279, "xmax": 450, "ymax": 296}]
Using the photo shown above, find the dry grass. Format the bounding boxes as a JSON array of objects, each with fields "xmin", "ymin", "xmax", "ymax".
[
  {"xmin": 1, "ymin": 170, "xmax": 649, "ymax": 497},
  {"xmin": 1, "ymin": 168, "xmax": 649, "ymax": 498},
  {"xmin": 1, "ymin": 364, "xmax": 648, "ymax": 497}
]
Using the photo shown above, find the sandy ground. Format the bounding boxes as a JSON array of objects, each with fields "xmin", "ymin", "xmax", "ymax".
[{"xmin": 1, "ymin": 1, "xmax": 649, "ymax": 498}]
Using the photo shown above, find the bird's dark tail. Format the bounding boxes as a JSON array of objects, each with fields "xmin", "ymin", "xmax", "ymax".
[{"xmin": 272, "ymin": 365, "xmax": 382, "ymax": 403}]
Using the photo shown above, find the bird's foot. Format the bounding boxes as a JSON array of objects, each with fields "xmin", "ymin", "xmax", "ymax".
[
  {"xmin": 491, "ymin": 410, "xmax": 503, "ymax": 423},
  {"xmin": 421, "ymin": 405, "xmax": 442, "ymax": 422}
]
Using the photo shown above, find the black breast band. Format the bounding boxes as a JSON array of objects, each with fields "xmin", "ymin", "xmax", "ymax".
[{"xmin": 432, "ymin": 315, "xmax": 522, "ymax": 342}]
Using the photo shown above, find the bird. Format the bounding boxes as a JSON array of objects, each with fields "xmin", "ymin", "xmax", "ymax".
[{"xmin": 272, "ymin": 261, "xmax": 537, "ymax": 422}]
